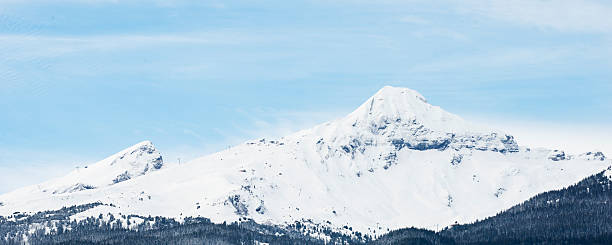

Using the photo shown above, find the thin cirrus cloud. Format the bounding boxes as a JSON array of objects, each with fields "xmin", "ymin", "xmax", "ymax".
[
  {"xmin": 461, "ymin": 0, "xmax": 612, "ymax": 33},
  {"xmin": 406, "ymin": 46, "xmax": 579, "ymax": 75},
  {"xmin": 399, "ymin": 15, "xmax": 429, "ymax": 25},
  {"xmin": 0, "ymin": 32, "xmax": 259, "ymax": 60}
]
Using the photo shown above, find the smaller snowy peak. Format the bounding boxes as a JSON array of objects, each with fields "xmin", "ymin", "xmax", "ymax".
[
  {"xmin": 105, "ymin": 140, "xmax": 163, "ymax": 170},
  {"xmin": 38, "ymin": 140, "xmax": 163, "ymax": 195},
  {"xmin": 546, "ymin": 150, "xmax": 607, "ymax": 162},
  {"xmin": 579, "ymin": 151, "xmax": 606, "ymax": 161},
  {"xmin": 547, "ymin": 150, "xmax": 570, "ymax": 161}
]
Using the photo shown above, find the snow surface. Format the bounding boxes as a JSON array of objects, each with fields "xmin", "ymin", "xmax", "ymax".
[
  {"xmin": 605, "ymin": 166, "xmax": 612, "ymax": 181},
  {"xmin": 0, "ymin": 141, "xmax": 163, "ymax": 199},
  {"xmin": 0, "ymin": 86, "xmax": 610, "ymax": 235}
]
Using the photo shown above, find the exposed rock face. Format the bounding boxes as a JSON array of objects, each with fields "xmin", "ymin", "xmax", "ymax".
[
  {"xmin": 548, "ymin": 150, "xmax": 568, "ymax": 161},
  {"xmin": 579, "ymin": 151, "xmax": 606, "ymax": 161}
]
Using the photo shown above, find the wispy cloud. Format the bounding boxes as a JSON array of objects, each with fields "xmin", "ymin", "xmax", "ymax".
[
  {"xmin": 406, "ymin": 45, "xmax": 593, "ymax": 74},
  {"xmin": 0, "ymin": 32, "xmax": 257, "ymax": 59},
  {"xmin": 461, "ymin": 0, "xmax": 612, "ymax": 33},
  {"xmin": 399, "ymin": 15, "xmax": 429, "ymax": 25},
  {"xmin": 230, "ymin": 107, "xmax": 342, "ymax": 141},
  {"xmin": 410, "ymin": 29, "xmax": 469, "ymax": 41},
  {"xmin": 0, "ymin": 0, "xmax": 222, "ymax": 6}
]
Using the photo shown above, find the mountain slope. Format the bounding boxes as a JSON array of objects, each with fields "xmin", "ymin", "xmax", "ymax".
[
  {"xmin": 0, "ymin": 86, "xmax": 609, "ymax": 237},
  {"xmin": 4, "ymin": 167, "xmax": 611, "ymax": 244},
  {"xmin": 373, "ymin": 167, "xmax": 612, "ymax": 244},
  {"xmin": 442, "ymin": 166, "xmax": 612, "ymax": 244},
  {"xmin": 0, "ymin": 141, "xmax": 163, "ymax": 202}
]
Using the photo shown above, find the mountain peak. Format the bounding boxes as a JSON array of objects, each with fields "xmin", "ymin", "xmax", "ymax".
[
  {"xmin": 373, "ymin": 86, "xmax": 427, "ymax": 103},
  {"xmin": 345, "ymin": 86, "xmax": 470, "ymax": 133},
  {"xmin": 36, "ymin": 141, "xmax": 163, "ymax": 195},
  {"xmin": 132, "ymin": 140, "xmax": 154, "ymax": 148},
  {"xmin": 303, "ymin": 86, "xmax": 521, "ymax": 156}
]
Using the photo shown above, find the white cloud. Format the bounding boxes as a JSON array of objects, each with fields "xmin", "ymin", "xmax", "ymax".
[
  {"xmin": 467, "ymin": 116, "xmax": 612, "ymax": 157},
  {"xmin": 399, "ymin": 15, "xmax": 429, "ymax": 24},
  {"xmin": 410, "ymin": 29, "xmax": 469, "ymax": 41},
  {"xmin": 461, "ymin": 0, "xmax": 612, "ymax": 33},
  {"xmin": 0, "ymin": 34, "xmax": 208, "ymax": 57},
  {"xmin": 230, "ymin": 107, "xmax": 342, "ymax": 141},
  {"xmin": 0, "ymin": 31, "xmax": 279, "ymax": 61},
  {"xmin": 407, "ymin": 46, "xmax": 575, "ymax": 73}
]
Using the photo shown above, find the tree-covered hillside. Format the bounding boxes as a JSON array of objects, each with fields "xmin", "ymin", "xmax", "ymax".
[{"xmin": 374, "ymin": 167, "xmax": 612, "ymax": 245}]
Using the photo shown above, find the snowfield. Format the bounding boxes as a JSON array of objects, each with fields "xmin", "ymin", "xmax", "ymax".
[{"xmin": 1, "ymin": 86, "xmax": 609, "ymax": 235}]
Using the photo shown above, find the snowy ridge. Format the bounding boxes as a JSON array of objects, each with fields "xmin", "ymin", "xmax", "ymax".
[
  {"xmin": 0, "ymin": 86, "xmax": 610, "ymax": 237},
  {"xmin": 1, "ymin": 141, "xmax": 163, "ymax": 199}
]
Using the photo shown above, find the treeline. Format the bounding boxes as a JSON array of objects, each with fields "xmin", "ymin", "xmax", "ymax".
[
  {"xmin": 0, "ymin": 204, "xmax": 364, "ymax": 244},
  {"xmin": 23, "ymin": 217, "xmax": 323, "ymax": 245}
]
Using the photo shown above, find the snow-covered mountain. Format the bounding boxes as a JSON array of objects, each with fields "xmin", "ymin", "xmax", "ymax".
[
  {"xmin": 0, "ymin": 86, "xmax": 609, "ymax": 236},
  {"xmin": 0, "ymin": 141, "xmax": 164, "ymax": 200}
]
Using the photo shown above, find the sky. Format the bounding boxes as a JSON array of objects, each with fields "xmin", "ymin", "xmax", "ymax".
[{"xmin": 1, "ymin": 0, "xmax": 611, "ymax": 193}]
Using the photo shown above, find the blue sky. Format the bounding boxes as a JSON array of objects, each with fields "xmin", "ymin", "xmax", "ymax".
[{"xmin": 1, "ymin": 0, "xmax": 611, "ymax": 193}]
